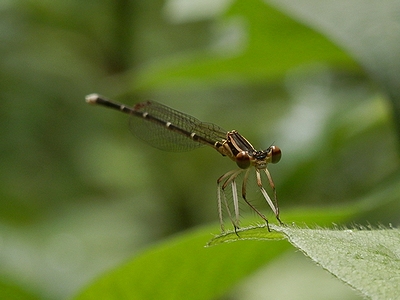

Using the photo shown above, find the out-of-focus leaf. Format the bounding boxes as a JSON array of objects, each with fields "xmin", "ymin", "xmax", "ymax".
[
  {"xmin": 132, "ymin": 0, "xmax": 356, "ymax": 90},
  {"xmin": 73, "ymin": 225, "xmax": 290, "ymax": 300},
  {"xmin": 266, "ymin": 0, "xmax": 400, "ymax": 140},
  {"xmin": 0, "ymin": 279, "xmax": 39, "ymax": 300}
]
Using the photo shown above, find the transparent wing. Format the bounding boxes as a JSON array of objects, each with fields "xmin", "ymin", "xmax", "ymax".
[{"xmin": 129, "ymin": 101, "xmax": 227, "ymax": 152}]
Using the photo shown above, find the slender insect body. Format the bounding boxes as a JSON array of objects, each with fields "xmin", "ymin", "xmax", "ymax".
[{"xmin": 86, "ymin": 93, "xmax": 282, "ymax": 232}]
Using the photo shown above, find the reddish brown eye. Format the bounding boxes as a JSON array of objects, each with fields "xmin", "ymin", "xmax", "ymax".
[
  {"xmin": 270, "ymin": 146, "xmax": 281, "ymax": 164},
  {"xmin": 235, "ymin": 151, "xmax": 251, "ymax": 169}
]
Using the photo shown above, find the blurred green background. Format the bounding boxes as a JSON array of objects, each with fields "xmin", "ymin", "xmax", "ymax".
[{"xmin": 1, "ymin": 0, "xmax": 399, "ymax": 299}]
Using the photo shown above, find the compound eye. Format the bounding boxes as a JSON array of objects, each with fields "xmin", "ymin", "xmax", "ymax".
[
  {"xmin": 269, "ymin": 146, "xmax": 282, "ymax": 164},
  {"xmin": 235, "ymin": 151, "xmax": 251, "ymax": 169}
]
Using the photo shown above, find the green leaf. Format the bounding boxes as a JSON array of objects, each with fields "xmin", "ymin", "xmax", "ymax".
[
  {"xmin": 73, "ymin": 225, "xmax": 290, "ymax": 300},
  {"xmin": 211, "ymin": 223, "xmax": 400, "ymax": 299},
  {"xmin": 206, "ymin": 224, "xmax": 285, "ymax": 246},
  {"xmin": 279, "ymin": 226, "xmax": 400, "ymax": 299},
  {"xmin": 73, "ymin": 198, "xmax": 367, "ymax": 300}
]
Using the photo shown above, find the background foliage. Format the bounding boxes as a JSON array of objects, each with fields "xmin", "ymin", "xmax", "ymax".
[{"xmin": 0, "ymin": 0, "xmax": 399, "ymax": 299}]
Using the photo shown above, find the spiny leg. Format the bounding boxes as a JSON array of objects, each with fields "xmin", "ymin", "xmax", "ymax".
[
  {"xmin": 230, "ymin": 180, "xmax": 240, "ymax": 234},
  {"xmin": 241, "ymin": 169, "xmax": 271, "ymax": 231},
  {"xmin": 217, "ymin": 171, "xmax": 237, "ymax": 232},
  {"xmin": 216, "ymin": 185, "xmax": 225, "ymax": 232},
  {"xmin": 256, "ymin": 169, "xmax": 283, "ymax": 226},
  {"xmin": 217, "ymin": 170, "xmax": 242, "ymax": 232},
  {"xmin": 264, "ymin": 168, "xmax": 283, "ymax": 225}
]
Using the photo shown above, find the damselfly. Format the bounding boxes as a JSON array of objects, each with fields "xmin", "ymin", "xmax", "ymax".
[{"xmin": 86, "ymin": 94, "xmax": 282, "ymax": 231}]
